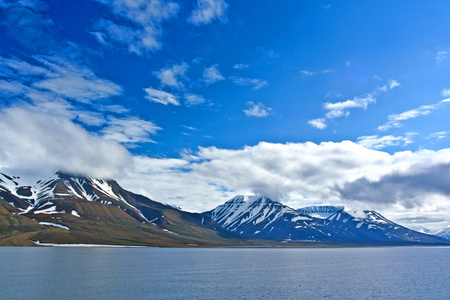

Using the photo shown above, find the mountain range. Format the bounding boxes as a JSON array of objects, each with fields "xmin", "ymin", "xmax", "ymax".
[
  {"xmin": 1, "ymin": 172, "xmax": 449, "ymax": 246},
  {"xmin": 205, "ymin": 195, "xmax": 448, "ymax": 244}
]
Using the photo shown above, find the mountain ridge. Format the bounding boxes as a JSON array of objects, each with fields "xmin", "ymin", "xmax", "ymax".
[
  {"xmin": 0, "ymin": 171, "xmax": 248, "ymax": 247},
  {"xmin": 206, "ymin": 195, "xmax": 448, "ymax": 245},
  {"xmin": 1, "ymin": 172, "xmax": 449, "ymax": 246}
]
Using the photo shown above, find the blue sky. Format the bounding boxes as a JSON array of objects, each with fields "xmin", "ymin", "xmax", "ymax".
[{"xmin": 1, "ymin": 0, "xmax": 450, "ymax": 230}]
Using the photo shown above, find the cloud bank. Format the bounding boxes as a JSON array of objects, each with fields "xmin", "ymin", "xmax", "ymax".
[
  {"xmin": 115, "ymin": 141, "xmax": 450, "ymax": 225},
  {"xmin": 0, "ymin": 105, "xmax": 131, "ymax": 180}
]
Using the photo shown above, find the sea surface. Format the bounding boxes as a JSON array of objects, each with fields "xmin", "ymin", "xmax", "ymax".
[{"xmin": 1, "ymin": 246, "xmax": 449, "ymax": 299}]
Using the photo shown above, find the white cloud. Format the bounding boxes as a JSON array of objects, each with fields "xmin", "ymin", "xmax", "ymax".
[
  {"xmin": 183, "ymin": 125, "xmax": 198, "ymax": 131},
  {"xmin": 442, "ymin": 88, "xmax": 450, "ymax": 97},
  {"xmin": 233, "ymin": 64, "xmax": 248, "ymax": 69},
  {"xmin": 97, "ymin": 104, "xmax": 129, "ymax": 114},
  {"xmin": 310, "ymin": 81, "xmax": 400, "ymax": 129},
  {"xmin": 231, "ymin": 77, "xmax": 268, "ymax": 90},
  {"xmin": 378, "ymin": 99, "xmax": 450, "ymax": 131},
  {"xmin": 203, "ymin": 64, "xmax": 224, "ymax": 84},
  {"xmin": 389, "ymin": 80, "xmax": 400, "ymax": 89},
  {"xmin": 154, "ymin": 62, "xmax": 188, "ymax": 89},
  {"xmin": 324, "ymin": 95, "xmax": 375, "ymax": 118},
  {"xmin": 186, "ymin": 142, "xmax": 450, "ymax": 213},
  {"xmin": 113, "ymin": 141, "xmax": 450, "ymax": 229},
  {"xmin": 184, "ymin": 93, "xmax": 206, "ymax": 106},
  {"xmin": 436, "ymin": 50, "xmax": 448, "ymax": 63},
  {"xmin": 102, "ymin": 117, "xmax": 161, "ymax": 145},
  {"xmin": 93, "ymin": 0, "xmax": 179, "ymax": 55},
  {"xmin": 0, "ymin": 105, "xmax": 131, "ymax": 180},
  {"xmin": 188, "ymin": 0, "xmax": 228, "ymax": 25},
  {"xmin": 144, "ymin": 88, "xmax": 179, "ymax": 105},
  {"xmin": 357, "ymin": 134, "xmax": 415, "ymax": 150},
  {"xmin": 117, "ymin": 156, "xmax": 236, "ymax": 212},
  {"xmin": 300, "ymin": 69, "xmax": 335, "ymax": 77},
  {"xmin": 300, "ymin": 70, "xmax": 316, "ymax": 77},
  {"xmin": 243, "ymin": 102, "xmax": 273, "ymax": 117},
  {"xmin": 0, "ymin": 54, "xmax": 163, "ymax": 150},
  {"xmin": 429, "ymin": 131, "xmax": 448, "ymax": 140},
  {"xmin": 308, "ymin": 118, "xmax": 327, "ymax": 130}
]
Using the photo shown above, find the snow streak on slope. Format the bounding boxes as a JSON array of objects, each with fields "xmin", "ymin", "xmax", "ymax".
[
  {"xmin": 211, "ymin": 195, "xmax": 306, "ymax": 230},
  {"xmin": 1, "ymin": 171, "xmax": 150, "ymax": 221},
  {"xmin": 208, "ymin": 196, "xmax": 449, "ymax": 244}
]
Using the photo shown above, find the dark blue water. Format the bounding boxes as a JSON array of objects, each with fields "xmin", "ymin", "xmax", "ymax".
[{"xmin": 1, "ymin": 246, "xmax": 449, "ymax": 299}]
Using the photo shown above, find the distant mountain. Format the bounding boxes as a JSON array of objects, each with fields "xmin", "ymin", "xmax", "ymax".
[
  {"xmin": 0, "ymin": 172, "xmax": 245, "ymax": 247},
  {"xmin": 3, "ymin": 172, "xmax": 448, "ymax": 246},
  {"xmin": 205, "ymin": 195, "xmax": 449, "ymax": 245},
  {"xmin": 435, "ymin": 225, "xmax": 450, "ymax": 240}
]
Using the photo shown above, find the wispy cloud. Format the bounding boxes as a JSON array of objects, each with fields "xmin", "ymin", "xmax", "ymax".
[
  {"xmin": 436, "ymin": 50, "xmax": 448, "ymax": 63},
  {"xmin": 0, "ymin": 54, "xmax": 122, "ymax": 104},
  {"xmin": 429, "ymin": 131, "xmax": 448, "ymax": 140},
  {"xmin": 378, "ymin": 98, "xmax": 450, "ymax": 131},
  {"xmin": 188, "ymin": 0, "xmax": 228, "ymax": 25},
  {"xmin": 243, "ymin": 102, "xmax": 273, "ymax": 117},
  {"xmin": 184, "ymin": 93, "xmax": 206, "ymax": 106},
  {"xmin": 154, "ymin": 62, "xmax": 188, "ymax": 89},
  {"xmin": 203, "ymin": 64, "xmax": 224, "ymax": 84},
  {"xmin": 357, "ymin": 134, "xmax": 416, "ymax": 150},
  {"xmin": 144, "ymin": 88, "xmax": 179, "ymax": 105},
  {"xmin": 300, "ymin": 69, "xmax": 335, "ymax": 77},
  {"xmin": 76, "ymin": 111, "xmax": 107, "ymax": 127},
  {"xmin": 0, "ymin": 53, "xmax": 163, "ymax": 151},
  {"xmin": 33, "ymin": 56, "xmax": 122, "ymax": 103},
  {"xmin": 300, "ymin": 70, "xmax": 316, "ymax": 77},
  {"xmin": 233, "ymin": 63, "xmax": 248, "ymax": 70},
  {"xmin": 102, "ymin": 117, "xmax": 161, "ymax": 145},
  {"xmin": 231, "ymin": 77, "xmax": 268, "ymax": 90},
  {"xmin": 324, "ymin": 94, "xmax": 375, "ymax": 119},
  {"xmin": 93, "ymin": 0, "xmax": 179, "ymax": 55},
  {"xmin": 183, "ymin": 125, "xmax": 198, "ymax": 131},
  {"xmin": 309, "ymin": 81, "xmax": 400, "ymax": 129}
]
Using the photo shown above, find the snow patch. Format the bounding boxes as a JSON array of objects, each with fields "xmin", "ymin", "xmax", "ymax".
[
  {"xmin": 34, "ymin": 206, "xmax": 65, "ymax": 215},
  {"xmin": 39, "ymin": 222, "xmax": 69, "ymax": 230},
  {"xmin": 162, "ymin": 229, "xmax": 179, "ymax": 235}
]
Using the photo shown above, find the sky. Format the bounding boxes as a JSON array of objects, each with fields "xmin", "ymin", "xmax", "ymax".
[{"xmin": 1, "ymin": 0, "xmax": 450, "ymax": 231}]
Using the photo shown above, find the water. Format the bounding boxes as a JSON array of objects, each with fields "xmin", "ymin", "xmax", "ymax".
[{"xmin": 1, "ymin": 246, "xmax": 449, "ymax": 300}]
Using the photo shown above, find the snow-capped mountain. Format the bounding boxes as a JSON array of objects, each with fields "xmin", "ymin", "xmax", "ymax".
[
  {"xmin": 205, "ymin": 195, "xmax": 312, "ymax": 240},
  {"xmin": 0, "ymin": 171, "xmax": 242, "ymax": 246},
  {"xmin": 206, "ymin": 196, "xmax": 449, "ymax": 244},
  {"xmin": 2, "ymin": 171, "xmax": 156, "ymax": 222},
  {"xmin": 435, "ymin": 225, "xmax": 450, "ymax": 240}
]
